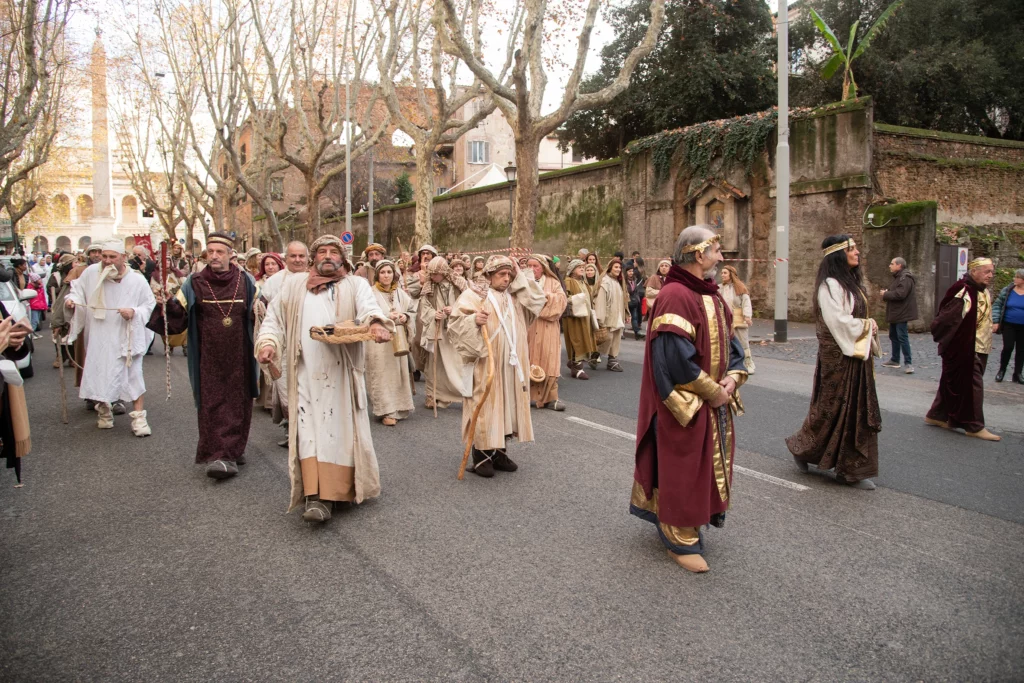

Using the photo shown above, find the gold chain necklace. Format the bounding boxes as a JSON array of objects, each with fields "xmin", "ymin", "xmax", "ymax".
[{"xmin": 202, "ymin": 269, "xmax": 243, "ymax": 327}]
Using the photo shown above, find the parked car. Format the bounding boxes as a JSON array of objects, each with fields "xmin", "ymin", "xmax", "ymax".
[{"xmin": 0, "ymin": 274, "xmax": 36, "ymax": 378}]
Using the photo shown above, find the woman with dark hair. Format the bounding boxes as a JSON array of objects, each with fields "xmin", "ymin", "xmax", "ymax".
[{"xmin": 786, "ymin": 235, "xmax": 881, "ymax": 490}]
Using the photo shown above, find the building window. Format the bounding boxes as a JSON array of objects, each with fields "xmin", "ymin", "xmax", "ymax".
[
  {"xmin": 240, "ymin": 143, "xmax": 247, "ymax": 166},
  {"xmin": 221, "ymin": 163, "xmax": 228, "ymax": 179},
  {"xmin": 467, "ymin": 140, "xmax": 489, "ymax": 164},
  {"xmin": 270, "ymin": 177, "xmax": 284, "ymax": 200},
  {"xmin": 436, "ymin": 187, "xmax": 448, "ymax": 195},
  {"xmin": 142, "ymin": 208, "xmax": 154, "ymax": 218}
]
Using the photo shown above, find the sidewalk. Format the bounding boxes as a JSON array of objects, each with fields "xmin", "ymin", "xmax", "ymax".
[{"xmin": 748, "ymin": 318, "xmax": 816, "ymax": 342}]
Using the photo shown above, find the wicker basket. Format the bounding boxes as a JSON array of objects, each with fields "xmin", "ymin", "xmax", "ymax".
[{"xmin": 309, "ymin": 320, "xmax": 375, "ymax": 344}]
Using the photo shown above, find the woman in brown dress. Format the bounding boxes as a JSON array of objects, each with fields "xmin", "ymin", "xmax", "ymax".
[{"xmin": 786, "ymin": 234, "xmax": 881, "ymax": 490}]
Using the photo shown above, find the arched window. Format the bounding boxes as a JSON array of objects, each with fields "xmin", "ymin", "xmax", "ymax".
[
  {"xmin": 78, "ymin": 236, "xmax": 92, "ymax": 250},
  {"xmin": 122, "ymin": 196, "xmax": 139, "ymax": 225},
  {"xmin": 77, "ymin": 195, "xmax": 94, "ymax": 222},
  {"xmin": 52, "ymin": 194, "xmax": 70, "ymax": 223},
  {"xmin": 56, "ymin": 236, "xmax": 71, "ymax": 251},
  {"xmin": 32, "ymin": 236, "xmax": 49, "ymax": 253}
]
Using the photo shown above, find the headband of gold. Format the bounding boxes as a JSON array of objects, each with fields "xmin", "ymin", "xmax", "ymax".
[
  {"xmin": 967, "ymin": 257, "xmax": 992, "ymax": 270},
  {"xmin": 823, "ymin": 239, "xmax": 855, "ymax": 257},
  {"xmin": 679, "ymin": 234, "xmax": 721, "ymax": 255},
  {"xmin": 207, "ymin": 235, "xmax": 234, "ymax": 248}
]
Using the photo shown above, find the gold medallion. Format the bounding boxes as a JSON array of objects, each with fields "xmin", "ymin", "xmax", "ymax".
[{"xmin": 222, "ymin": 317, "xmax": 233, "ymax": 327}]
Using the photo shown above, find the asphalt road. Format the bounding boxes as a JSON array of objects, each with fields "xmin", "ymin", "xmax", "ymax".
[{"xmin": 1, "ymin": 330, "xmax": 1022, "ymax": 681}]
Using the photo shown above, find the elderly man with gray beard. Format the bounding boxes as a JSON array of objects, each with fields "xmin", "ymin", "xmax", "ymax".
[{"xmin": 256, "ymin": 235, "xmax": 394, "ymax": 524}]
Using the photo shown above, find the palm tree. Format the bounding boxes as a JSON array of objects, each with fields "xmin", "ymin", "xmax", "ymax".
[{"xmin": 810, "ymin": 0, "xmax": 905, "ymax": 101}]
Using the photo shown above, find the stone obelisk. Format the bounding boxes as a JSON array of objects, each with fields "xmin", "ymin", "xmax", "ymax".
[{"xmin": 90, "ymin": 28, "xmax": 115, "ymax": 239}]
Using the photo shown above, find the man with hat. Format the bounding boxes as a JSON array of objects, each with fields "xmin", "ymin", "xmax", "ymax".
[
  {"xmin": 926, "ymin": 256, "xmax": 1001, "ymax": 441},
  {"xmin": 150, "ymin": 232, "xmax": 261, "ymax": 478},
  {"xmin": 65, "ymin": 240, "xmax": 156, "ymax": 436},
  {"xmin": 256, "ymin": 234, "xmax": 394, "ymax": 523},
  {"xmin": 355, "ymin": 243, "xmax": 387, "ymax": 283},
  {"xmin": 449, "ymin": 255, "xmax": 546, "ymax": 477},
  {"xmin": 419, "ymin": 255, "xmax": 469, "ymax": 409},
  {"xmin": 405, "ymin": 245, "xmax": 439, "ymax": 380}
]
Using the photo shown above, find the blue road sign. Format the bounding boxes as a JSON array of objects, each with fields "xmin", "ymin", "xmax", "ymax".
[{"xmin": 340, "ymin": 231, "xmax": 354, "ymax": 245}]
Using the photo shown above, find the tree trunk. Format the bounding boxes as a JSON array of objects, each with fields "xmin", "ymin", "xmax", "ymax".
[
  {"xmin": 307, "ymin": 175, "xmax": 321, "ymax": 237},
  {"xmin": 511, "ymin": 135, "xmax": 540, "ymax": 251},
  {"xmin": 412, "ymin": 146, "xmax": 436, "ymax": 247}
]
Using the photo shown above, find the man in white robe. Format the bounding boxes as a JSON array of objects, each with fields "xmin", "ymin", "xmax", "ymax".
[
  {"xmin": 449, "ymin": 255, "xmax": 546, "ymax": 477},
  {"xmin": 256, "ymin": 235, "xmax": 394, "ymax": 523},
  {"xmin": 66, "ymin": 241, "xmax": 156, "ymax": 436}
]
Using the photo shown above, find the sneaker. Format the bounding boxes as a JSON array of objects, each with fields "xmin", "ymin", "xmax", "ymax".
[
  {"xmin": 129, "ymin": 410, "xmax": 151, "ymax": 437},
  {"xmin": 881, "ymin": 360, "xmax": 901, "ymax": 368},
  {"xmin": 205, "ymin": 459, "xmax": 238, "ymax": 479},
  {"xmin": 904, "ymin": 365, "xmax": 914, "ymax": 374}
]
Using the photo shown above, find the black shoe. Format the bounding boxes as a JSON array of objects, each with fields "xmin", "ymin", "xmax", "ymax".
[
  {"xmin": 491, "ymin": 448, "xmax": 518, "ymax": 472},
  {"xmin": 237, "ymin": 454, "xmax": 246, "ymax": 466},
  {"xmin": 471, "ymin": 449, "xmax": 495, "ymax": 477},
  {"xmin": 995, "ymin": 368, "xmax": 1006, "ymax": 382},
  {"xmin": 793, "ymin": 456, "xmax": 809, "ymax": 472},
  {"xmin": 111, "ymin": 400, "xmax": 127, "ymax": 415},
  {"xmin": 413, "ymin": 370, "xmax": 422, "ymax": 382},
  {"xmin": 1014, "ymin": 374, "xmax": 1023, "ymax": 385}
]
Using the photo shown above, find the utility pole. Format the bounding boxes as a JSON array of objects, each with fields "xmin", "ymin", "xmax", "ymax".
[
  {"xmin": 774, "ymin": 3, "xmax": 790, "ymax": 343},
  {"xmin": 344, "ymin": 68, "xmax": 352, "ymax": 240},
  {"xmin": 367, "ymin": 146, "xmax": 374, "ymax": 244}
]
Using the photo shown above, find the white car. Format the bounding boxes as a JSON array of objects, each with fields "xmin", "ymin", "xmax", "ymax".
[{"xmin": 0, "ymin": 277, "xmax": 37, "ymax": 378}]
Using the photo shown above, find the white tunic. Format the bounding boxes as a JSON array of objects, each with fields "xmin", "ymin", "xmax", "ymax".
[{"xmin": 67, "ymin": 264, "xmax": 156, "ymax": 403}]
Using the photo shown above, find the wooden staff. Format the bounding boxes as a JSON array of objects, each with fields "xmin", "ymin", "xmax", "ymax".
[
  {"xmin": 458, "ymin": 320, "xmax": 495, "ymax": 480},
  {"xmin": 160, "ymin": 242, "xmax": 171, "ymax": 401},
  {"xmin": 431, "ymin": 319, "xmax": 440, "ymax": 418},
  {"xmin": 52, "ymin": 330, "xmax": 68, "ymax": 424}
]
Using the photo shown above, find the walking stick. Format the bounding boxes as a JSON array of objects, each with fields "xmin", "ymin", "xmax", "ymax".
[
  {"xmin": 52, "ymin": 330, "xmax": 68, "ymax": 424},
  {"xmin": 432, "ymin": 319, "xmax": 440, "ymax": 418},
  {"xmin": 160, "ymin": 242, "xmax": 171, "ymax": 401},
  {"xmin": 458, "ymin": 323, "xmax": 495, "ymax": 480}
]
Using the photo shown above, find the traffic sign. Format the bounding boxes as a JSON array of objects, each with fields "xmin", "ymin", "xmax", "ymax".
[{"xmin": 340, "ymin": 231, "xmax": 354, "ymax": 245}]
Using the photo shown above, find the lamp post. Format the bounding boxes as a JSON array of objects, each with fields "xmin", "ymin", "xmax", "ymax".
[
  {"xmin": 504, "ymin": 163, "xmax": 517, "ymax": 247},
  {"xmin": 774, "ymin": 4, "xmax": 790, "ymax": 343}
]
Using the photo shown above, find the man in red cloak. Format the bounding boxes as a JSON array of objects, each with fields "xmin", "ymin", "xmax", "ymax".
[
  {"xmin": 631, "ymin": 225, "xmax": 748, "ymax": 573},
  {"xmin": 926, "ymin": 257, "xmax": 1001, "ymax": 441}
]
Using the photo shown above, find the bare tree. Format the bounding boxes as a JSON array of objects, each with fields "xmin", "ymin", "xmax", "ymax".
[
  {"xmin": 0, "ymin": 0, "xmax": 71, "ymax": 179},
  {"xmin": 240, "ymin": 0, "xmax": 395, "ymax": 237},
  {"xmin": 373, "ymin": 0, "xmax": 498, "ymax": 246},
  {"xmin": 440, "ymin": 0, "xmax": 665, "ymax": 249}
]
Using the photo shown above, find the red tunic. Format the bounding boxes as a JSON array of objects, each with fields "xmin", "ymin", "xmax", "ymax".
[{"xmin": 632, "ymin": 267, "xmax": 743, "ymax": 551}]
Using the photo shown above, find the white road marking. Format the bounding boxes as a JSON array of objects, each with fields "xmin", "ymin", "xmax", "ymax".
[{"xmin": 564, "ymin": 416, "xmax": 810, "ymax": 492}]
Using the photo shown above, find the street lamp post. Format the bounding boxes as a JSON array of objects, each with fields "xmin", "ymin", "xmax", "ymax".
[
  {"xmin": 774, "ymin": 4, "xmax": 790, "ymax": 343},
  {"xmin": 504, "ymin": 163, "xmax": 517, "ymax": 247}
]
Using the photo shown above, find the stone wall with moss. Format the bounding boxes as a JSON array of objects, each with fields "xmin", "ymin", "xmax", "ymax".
[{"xmin": 343, "ymin": 159, "xmax": 623, "ymax": 258}]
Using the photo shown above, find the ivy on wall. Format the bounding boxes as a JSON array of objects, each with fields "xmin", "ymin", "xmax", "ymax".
[{"xmin": 625, "ymin": 106, "xmax": 814, "ymax": 186}]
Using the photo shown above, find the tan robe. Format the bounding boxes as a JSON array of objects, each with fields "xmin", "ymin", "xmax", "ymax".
[
  {"xmin": 256, "ymin": 274, "xmax": 394, "ymax": 512},
  {"xmin": 405, "ymin": 271, "xmax": 428, "ymax": 373},
  {"xmin": 366, "ymin": 286, "xmax": 417, "ymax": 418},
  {"xmin": 527, "ymin": 274, "xmax": 567, "ymax": 406},
  {"xmin": 449, "ymin": 271, "xmax": 547, "ymax": 450},
  {"xmin": 419, "ymin": 279, "xmax": 465, "ymax": 404}
]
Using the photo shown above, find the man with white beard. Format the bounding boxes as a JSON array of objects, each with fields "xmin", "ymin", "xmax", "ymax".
[
  {"xmin": 256, "ymin": 235, "xmax": 394, "ymax": 523},
  {"xmin": 65, "ymin": 241, "xmax": 156, "ymax": 436}
]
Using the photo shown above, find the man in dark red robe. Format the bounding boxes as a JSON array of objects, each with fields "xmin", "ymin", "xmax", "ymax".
[
  {"xmin": 926, "ymin": 257, "xmax": 1000, "ymax": 441},
  {"xmin": 631, "ymin": 226, "xmax": 747, "ymax": 573},
  {"xmin": 149, "ymin": 232, "xmax": 260, "ymax": 478}
]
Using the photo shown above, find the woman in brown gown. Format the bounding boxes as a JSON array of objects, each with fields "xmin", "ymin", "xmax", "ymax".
[{"xmin": 786, "ymin": 234, "xmax": 881, "ymax": 490}]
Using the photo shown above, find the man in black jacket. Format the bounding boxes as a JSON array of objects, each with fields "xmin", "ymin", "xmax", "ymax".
[{"xmin": 881, "ymin": 256, "xmax": 920, "ymax": 374}]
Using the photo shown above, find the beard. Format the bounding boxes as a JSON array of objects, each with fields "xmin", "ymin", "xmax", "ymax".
[
  {"xmin": 315, "ymin": 257, "xmax": 342, "ymax": 275},
  {"xmin": 704, "ymin": 266, "xmax": 718, "ymax": 281}
]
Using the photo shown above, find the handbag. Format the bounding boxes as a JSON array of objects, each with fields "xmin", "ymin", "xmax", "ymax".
[{"xmin": 569, "ymin": 292, "xmax": 589, "ymax": 318}]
